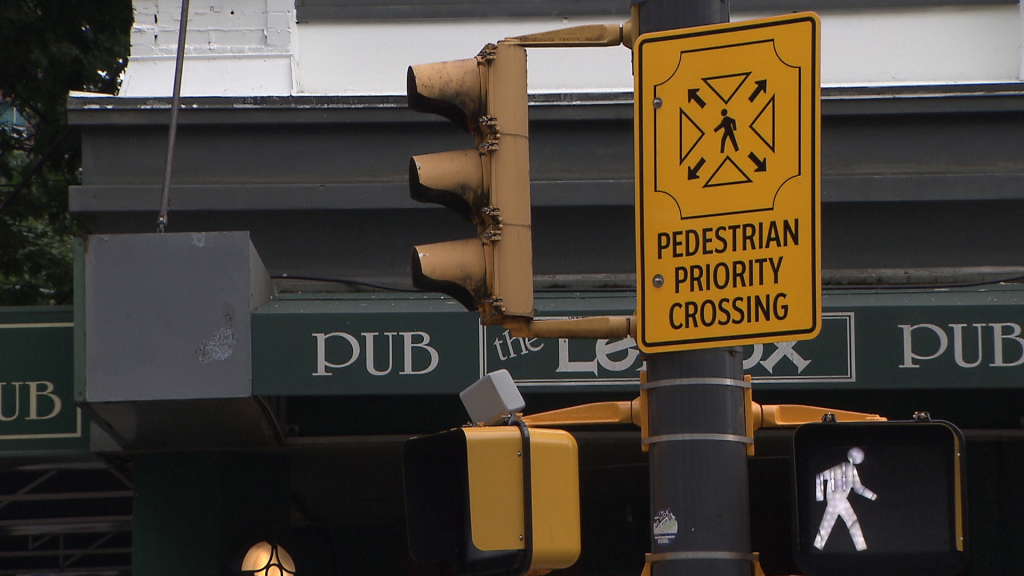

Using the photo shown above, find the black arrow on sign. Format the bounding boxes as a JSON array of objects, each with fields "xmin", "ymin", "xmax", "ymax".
[
  {"xmin": 748, "ymin": 80, "xmax": 767, "ymax": 102},
  {"xmin": 748, "ymin": 152, "xmax": 767, "ymax": 172},
  {"xmin": 688, "ymin": 88, "xmax": 706, "ymax": 109},
  {"xmin": 688, "ymin": 158, "xmax": 706, "ymax": 180}
]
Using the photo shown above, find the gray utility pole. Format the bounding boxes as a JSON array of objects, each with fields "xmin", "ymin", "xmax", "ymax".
[{"xmin": 634, "ymin": 5, "xmax": 752, "ymax": 576}]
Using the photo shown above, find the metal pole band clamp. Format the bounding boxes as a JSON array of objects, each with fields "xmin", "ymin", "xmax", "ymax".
[
  {"xmin": 641, "ymin": 377, "xmax": 750, "ymax": 391},
  {"xmin": 646, "ymin": 551, "xmax": 756, "ymax": 563},
  {"xmin": 642, "ymin": 433, "xmax": 753, "ymax": 446}
]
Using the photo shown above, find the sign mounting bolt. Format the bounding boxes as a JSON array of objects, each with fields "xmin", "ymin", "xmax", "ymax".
[{"xmin": 653, "ymin": 274, "xmax": 665, "ymax": 288}]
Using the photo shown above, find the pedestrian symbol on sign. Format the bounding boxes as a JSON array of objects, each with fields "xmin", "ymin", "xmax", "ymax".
[
  {"xmin": 652, "ymin": 41, "xmax": 802, "ymax": 220},
  {"xmin": 813, "ymin": 447, "xmax": 878, "ymax": 551},
  {"xmin": 716, "ymin": 109, "xmax": 739, "ymax": 153}
]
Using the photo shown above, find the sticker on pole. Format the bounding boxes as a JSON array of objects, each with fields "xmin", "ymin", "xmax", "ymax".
[
  {"xmin": 634, "ymin": 13, "xmax": 821, "ymax": 353},
  {"xmin": 653, "ymin": 508, "xmax": 678, "ymax": 545}
]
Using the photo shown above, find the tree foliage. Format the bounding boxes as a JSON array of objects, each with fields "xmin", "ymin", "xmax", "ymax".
[{"xmin": 0, "ymin": 0, "xmax": 132, "ymax": 305}]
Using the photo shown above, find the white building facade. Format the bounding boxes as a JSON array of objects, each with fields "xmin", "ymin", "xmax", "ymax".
[{"xmin": 119, "ymin": 0, "xmax": 1024, "ymax": 97}]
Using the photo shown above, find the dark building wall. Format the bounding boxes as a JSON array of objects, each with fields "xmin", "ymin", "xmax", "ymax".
[{"xmin": 69, "ymin": 85, "xmax": 1024, "ymax": 288}]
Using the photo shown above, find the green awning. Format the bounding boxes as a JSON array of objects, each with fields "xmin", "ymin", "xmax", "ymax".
[{"xmin": 252, "ymin": 285, "xmax": 1024, "ymax": 395}]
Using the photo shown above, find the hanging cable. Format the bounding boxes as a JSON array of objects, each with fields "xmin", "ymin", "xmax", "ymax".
[{"xmin": 157, "ymin": 0, "xmax": 191, "ymax": 233}]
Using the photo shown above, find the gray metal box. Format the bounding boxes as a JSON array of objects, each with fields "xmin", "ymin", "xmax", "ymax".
[
  {"xmin": 82, "ymin": 232, "xmax": 274, "ymax": 402},
  {"xmin": 459, "ymin": 369, "xmax": 525, "ymax": 426}
]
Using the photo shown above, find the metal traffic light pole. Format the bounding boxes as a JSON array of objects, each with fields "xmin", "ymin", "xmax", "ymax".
[{"xmin": 633, "ymin": 4, "xmax": 753, "ymax": 576}]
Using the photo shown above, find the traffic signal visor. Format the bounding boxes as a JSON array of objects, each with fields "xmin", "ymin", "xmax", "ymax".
[
  {"xmin": 410, "ymin": 149, "xmax": 488, "ymax": 223},
  {"xmin": 412, "ymin": 238, "xmax": 490, "ymax": 313},
  {"xmin": 407, "ymin": 55, "xmax": 484, "ymax": 135}
]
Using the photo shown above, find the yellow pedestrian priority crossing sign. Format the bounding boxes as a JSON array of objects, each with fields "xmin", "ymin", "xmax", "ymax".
[{"xmin": 634, "ymin": 13, "xmax": 821, "ymax": 353}]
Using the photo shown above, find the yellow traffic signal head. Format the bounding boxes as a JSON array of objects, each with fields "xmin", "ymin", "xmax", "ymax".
[{"xmin": 407, "ymin": 42, "xmax": 534, "ymax": 325}]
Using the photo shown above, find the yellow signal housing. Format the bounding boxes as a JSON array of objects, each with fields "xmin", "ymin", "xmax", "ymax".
[
  {"xmin": 465, "ymin": 426, "xmax": 581, "ymax": 569},
  {"xmin": 408, "ymin": 42, "xmax": 534, "ymax": 325},
  {"xmin": 404, "ymin": 425, "xmax": 581, "ymax": 576},
  {"xmin": 485, "ymin": 42, "xmax": 533, "ymax": 322}
]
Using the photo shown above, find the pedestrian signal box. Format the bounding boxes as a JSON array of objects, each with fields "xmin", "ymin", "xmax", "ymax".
[
  {"xmin": 793, "ymin": 421, "xmax": 967, "ymax": 576},
  {"xmin": 403, "ymin": 425, "xmax": 580, "ymax": 576}
]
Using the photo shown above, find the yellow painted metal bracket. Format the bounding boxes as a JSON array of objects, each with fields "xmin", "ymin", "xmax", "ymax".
[
  {"xmin": 521, "ymin": 398, "xmax": 641, "ymax": 428},
  {"xmin": 523, "ymin": 397, "xmax": 883, "ymax": 431},
  {"xmin": 504, "ymin": 6, "xmax": 640, "ymax": 49},
  {"xmin": 503, "ymin": 315, "xmax": 637, "ymax": 341},
  {"xmin": 505, "ymin": 24, "xmax": 625, "ymax": 48},
  {"xmin": 521, "ymin": 372, "xmax": 884, "ymax": 458},
  {"xmin": 638, "ymin": 371, "xmax": 649, "ymax": 452},
  {"xmin": 753, "ymin": 404, "xmax": 886, "ymax": 428},
  {"xmin": 744, "ymin": 375, "xmax": 755, "ymax": 456},
  {"xmin": 753, "ymin": 552, "xmax": 766, "ymax": 576}
]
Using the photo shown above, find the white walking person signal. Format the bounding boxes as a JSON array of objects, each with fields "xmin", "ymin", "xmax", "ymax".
[{"xmin": 813, "ymin": 447, "xmax": 877, "ymax": 551}]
